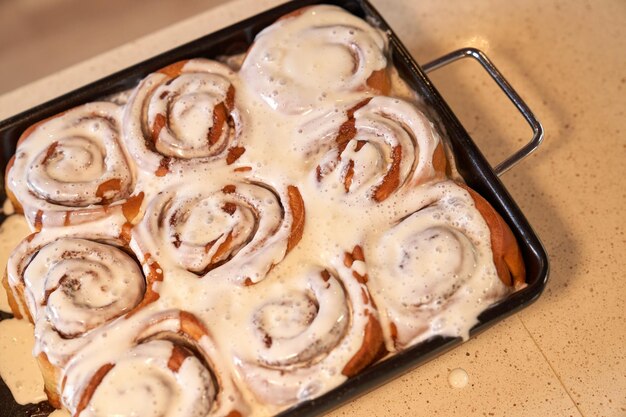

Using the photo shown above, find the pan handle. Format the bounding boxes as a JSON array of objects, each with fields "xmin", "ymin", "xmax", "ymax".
[{"xmin": 421, "ymin": 47, "xmax": 544, "ymax": 176}]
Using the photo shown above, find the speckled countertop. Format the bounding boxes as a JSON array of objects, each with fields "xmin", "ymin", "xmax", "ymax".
[{"xmin": 0, "ymin": 0, "xmax": 624, "ymax": 416}]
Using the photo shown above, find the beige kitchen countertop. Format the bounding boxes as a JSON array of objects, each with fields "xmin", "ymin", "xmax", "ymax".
[{"xmin": 1, "ymin": 0, "xmax": 624, "ymax": 416}]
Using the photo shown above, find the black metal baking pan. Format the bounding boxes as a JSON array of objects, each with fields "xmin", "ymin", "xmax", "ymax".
[{"xmin": 0, "ymin": 0, "xmax": 549, "ymax": 416}]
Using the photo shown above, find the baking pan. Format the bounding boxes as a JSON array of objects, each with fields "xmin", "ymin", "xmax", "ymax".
[{"xmin": 0, "ymin": 0, "xmax": 548, "ymax": 416}]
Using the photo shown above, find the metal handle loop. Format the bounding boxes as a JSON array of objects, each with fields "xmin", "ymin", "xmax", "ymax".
[{"xmin": 422, "ymin": 47, "xmax": 544, "ymax": 176}]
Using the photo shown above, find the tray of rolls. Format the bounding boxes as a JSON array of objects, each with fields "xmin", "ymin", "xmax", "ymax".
[{"xmin": 0, "ymin": 0, "xmax": 549, "ymax": 416}]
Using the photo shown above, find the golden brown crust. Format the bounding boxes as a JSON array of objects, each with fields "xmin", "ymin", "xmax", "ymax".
[
  {"xmin": 125, "ymin": 253, "xmax": 162, "ymax": 317},
  {"xmin": 372, "ymin": 146, "xmax": 402, "ymax": 202},
  {"xmin": 120, "ymin": 192, "xmax": 144, "ymax": 223},
  {"xmin": 2, "ymin": 269, "xmax": 24, "ymax": 320},
  {"xmin": 180, "ymin": 310, "xmax": 211, "ymax": 341},
  {"xmin": 6, "ymin": 106, "xmax": 136, "ymax": 229},
  {"xmin": 75, "ymin": 363, "xmax": 114, "ymax": 416},
  {"xmin": 335, "ymin": 99, "xmax": 372, "ymax": 150},
  {"xmin": 431, "ymin": 142, "xmax": 449, "ymax": 182},
  {"xmin": 3, "ymin": 243, "xmax": 36, "ymax": 323},
  {"xmin": 286, "ymin": 186, "xmax": 305, "ymax": 253},
  {"xmin": 341, "ymin": 246, "xmax": 386, "ymax": 376},
  {"xmin": 4, "ymin": 156, "xmax": 23, "ymax": 215},
  {"xmin": 341, "ymin": 313, "xmax": 386, "ymax": 377},
  {"xmin": 157, "ymin": 60, "xmax": 189, "ymax": 78},
  {"xmin": 344, "ymin": 245, "xmax": 368, "ymax": 284},
  {"xmin": 365, "ymin": 68, "xmax": 391, "ymax": 95},
  {"xmin": 460, "ymin": 184, "xmax": 526, "ymax": 287},
  {"xmin": 167, "ymin": 345, "xmax": 193, "ymax": 372},
  {"xmin": 37, "ymin": 352, "xmax": 63, "ymax": 409},
  {"xmin": 226, "ymin": 146, "xmax": 246, "ymax": 165}
]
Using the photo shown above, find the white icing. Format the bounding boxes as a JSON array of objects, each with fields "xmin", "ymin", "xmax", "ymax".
[
  {"xmin": 81, "ymin": 340, "xmax": 213, "ymax": 417},
  {"xmin": 23, "ymin": 238, "xmax": 145, "ymax": 337},
  {"xmin": 0, "ymin": 319, "xmax": 46, "ymax": 405},
  {"xmin": 61, "ymin": 308, "xmax": 246, "ymax": 417},
  {"xmin": 298, "ymin": 96, "xmax": 442, "ymax": 202},
  {"xmin": 0, "ymin": 5, "xmax": 518, "ymax": 417},
  {"xmin": 365, "ymin": 181, "xmax": 509, "ymax": 350},
  {"xmin": 6, "ymin": 102, "xmax": 133, "ymax": 228},
  {"xmin": 240, "ymin": 4, "xmax": 388, "ymax": 114},
  {"xmin": 229, "ymin": 262, "xmax": 374, "ymax": 409},
  {"xmin": 123, "ymin": 59, "xmax": 243, "ymax": 174},
  {"xmin": 448, "ymin": 367, "xmax": 469, "ymax": 389},
  {"xmin": 132, "ymin": 178, "xmax": 293, "ymax": 284}
]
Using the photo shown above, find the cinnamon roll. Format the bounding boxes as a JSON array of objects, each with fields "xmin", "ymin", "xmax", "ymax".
[
  {"xmin": 233, "ymin": 259, "xmax": 383, "ymax": 409},
  {"xmin": 300, "ymin": 96, "xmax": 447, "ymax": 201},
  {"xmin": 364, "ymin": 180, "xmax": 525, "ymax": 350},
  {"xmin": 240, "ymin": 5, "xmax": 391, "ymax": 113},
  {"xmin": 123, "ymin": 59, "xmax": 245, "ymax": 176},
  {"xmin": 3, "ymin": 226, "xmax": 149, "ymax": 407},
  {"xmin": 62, "ymin": 310, "xmax": 247, "ymax": 417},
  {"xmin": 5, "ymin": 102, "xmax": 141, "ymax": 230},
  {"xmin": 132, "ymin": 178, "xmax": 304, "ymax": 284}
]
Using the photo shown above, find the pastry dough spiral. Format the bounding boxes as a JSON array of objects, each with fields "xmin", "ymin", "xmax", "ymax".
[
  {"xmin": 63, "ymin": 310, "xmax": 247, "ymax": 417},
  {"xmin": 234, "ymin": 258, "xmax": 383, "ymax": 408},
  {"xmin": 301, "ymin": 96, "xmax": 447, "ymax": 202},
  {"xmin": 123, "ymin": 59, "xmax": 245, "ymax": 176},
  {"xmin": 4, "ymin": 225, "xmax": 148, "ymax": 406},
  {"xmin": 366, "ymin": 181, "xmax": 524, "ymax": 350},
  {"xmin": 133, "ymin": 179, "xmax": 304, "ymax": 284},
  {"xmin": 241, "ymin": 5, "xmax": 390, "ymax": 114},
  {"xmin": 6, "ymin": 102, "xmax": 136, "ymax": 229}
]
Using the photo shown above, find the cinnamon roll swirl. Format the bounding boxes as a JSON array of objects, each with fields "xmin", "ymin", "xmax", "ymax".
[
  {"xmin": 233, "ymin": 260, "xmax": 383, "ymax": 408},
  {"xmin": 300, "ymin": 96, "xmax": 447, "ymax": 202},
  {"xmin": 5, "ymin": 102, "xmax": 139, "ymax": 229},
  {"xmin": 365, "ymin": 180, "xmax": 525, "ymax": 350},
  {"xmin": 3, "ymin": 226, "xmax": 149, "ymax": 406},
  {"xmin": 123, "ymin": 59, "xmax": 245, "ymax": 176},
  {"xmin": 133, "ymin": 179, "xmax": 304, "ymax": 283},
  {"xmin": 62, "ymin": 310, "xmax": 247, "ymax": 417},
  {"xmin": 241, "ymin": 5, "xmax": 391, "ymax": 113}
]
